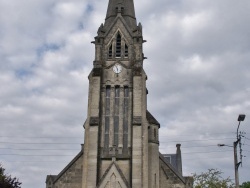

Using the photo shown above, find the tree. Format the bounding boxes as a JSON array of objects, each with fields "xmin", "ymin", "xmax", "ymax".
[
  {"xmin": 0, "ymin": 164, "xmax": 22, "ymax": 188},
  {"xmin": 240, "ymin": 181, "xmax": 250, "ymax": 188},
  {"xmin": 193, "ymin": 168, "xmax": 234, "ymax": 188}
]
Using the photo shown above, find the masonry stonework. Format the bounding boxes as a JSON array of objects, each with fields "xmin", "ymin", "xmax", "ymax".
[{"xmin": 46, "ymin": 0, "xmax": 193, "ymax": 187}]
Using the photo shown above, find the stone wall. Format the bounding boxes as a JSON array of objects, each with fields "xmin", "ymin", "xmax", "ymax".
[{"xmin": 53, "ymin": 154, "xmax": 83, "ymax": 188}]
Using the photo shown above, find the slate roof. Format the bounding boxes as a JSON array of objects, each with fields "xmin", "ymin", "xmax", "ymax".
[
  {"xmin": 146, "ymin": 110, "xmax": 160, "ymax": 126},
  {"xmin": 162, "ymin": 153, "xmax": 178, "ymax": 171},
  {"xmin": 159, "ymin": 152, "xmax": 186, "ymax": 184}
]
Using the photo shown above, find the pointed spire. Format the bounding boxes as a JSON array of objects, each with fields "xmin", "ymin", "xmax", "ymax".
[{"xmin": 105, "ymin": 0, "xmax": 137, "ymax": 28}]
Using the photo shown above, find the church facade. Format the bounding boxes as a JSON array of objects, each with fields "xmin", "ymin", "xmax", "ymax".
[{"xmin": 46, "ymin": 0, "xmax": 193, "ymax": 187}]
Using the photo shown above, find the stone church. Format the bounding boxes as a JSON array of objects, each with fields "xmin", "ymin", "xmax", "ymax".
[{"xmin": 46, "ymin": 0, "xmax": 193, "ymax": 187}]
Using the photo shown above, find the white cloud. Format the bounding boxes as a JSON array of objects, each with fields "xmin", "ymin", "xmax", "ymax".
[{"xmin": 0, "ymin": 0, "xmax": 250, "ymax": 187}]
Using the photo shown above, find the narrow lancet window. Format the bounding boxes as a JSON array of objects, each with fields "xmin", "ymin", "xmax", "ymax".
[
  {"xmin": 116, "ymin": 33, "xmax": 121, "ymax": 57},
  {"xmin": 124, "ymin": 44, "xmax": 128, "ymax": 57},
  {"xmin": 105, "ymin": 86, "xmax": 111, "ymax": 148},
  {"xmin": 123, "ymin": 86, "xmax": 129, "ymax": 148},
  {"xmin": 108, "ymin": 45, "xmax": 112, "ymax": 58},
  {"xmin": 114, "ymin": 86, "xmax": 120, "ymax": 147}
]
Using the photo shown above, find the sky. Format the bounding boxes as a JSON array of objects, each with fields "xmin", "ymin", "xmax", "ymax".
[{"xmin": 0, "ymin": 0, "xmax": 250, "ymax": 187}]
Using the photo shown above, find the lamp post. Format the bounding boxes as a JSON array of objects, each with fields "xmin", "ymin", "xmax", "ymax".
[{"xmin": 218, "ymin": 114, "xmax": 246, "ymax": 188}]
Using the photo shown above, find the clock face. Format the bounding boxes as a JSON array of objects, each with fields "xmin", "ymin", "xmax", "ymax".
[{"xmin": 113, "ymin": 64, "xmax": 122, "ymax": 74}]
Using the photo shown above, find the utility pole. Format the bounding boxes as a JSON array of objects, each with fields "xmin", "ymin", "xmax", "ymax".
[
  {"xmin": 234, "ymin": 114, "xmax": 246, "ymax": 188},
  {"xmin": 218, "ymin": 114, "xmax": 246, "ymax": 188},
  {"xmin": 234, "ymin": 140, "xmax": 240, "ymax": 188}
]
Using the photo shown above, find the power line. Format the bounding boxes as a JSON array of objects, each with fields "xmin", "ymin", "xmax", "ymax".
[
  {"xmin": 160, "ymin": 144, "xmax": 218, "ymax": 149},
  {"xmin": 0, "ymin": 153, "xmax": 76, "ymax": 156},
  {"xmin": 0, "ymin": 137, "xmax": 236, "ymax": 146},
  {"xmin": 160, "ymin": 132, "xmax": 235, "ymax": 137},
  {"xmin": 0, "ymin": 141, "xmax": 80, "ymax": 145},
  {"xmin": 182, "ymin": 150, "xmax": 232, "ymax": 154},
  {"xmin": 161, "ymin": 137, "xmax": 234, "ymax": 143},
  {"xmin": 0, "ymin": 132, "xmax": 237, "ymax": 139},
  {"xmin": 0, "ymin": 150, "xmax": 231, "ymax": 157},
  {"xmin": 0, "ymin": 147, "xmax": 79, "ymax": 151},
  {"xmin": 183, "ymin": 156, "xmax": 232, "ymax": 160},
  {"xmin": 0, "ymin": 136, "xmax": 83, "ymax": 139},
  {"xmin": 2, "ymin": 161, "xmax": 71, "ymax": 163}
]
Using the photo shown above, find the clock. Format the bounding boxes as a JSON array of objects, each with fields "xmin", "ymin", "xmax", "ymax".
[{"xmin": 113, "ymin": 64, "xmax": 122, "ymax": 74}]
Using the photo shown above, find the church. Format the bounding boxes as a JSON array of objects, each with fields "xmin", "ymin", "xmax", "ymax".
[{"xmin": 46, "ymin": 0, "xmax": 193, "ymax": 187}]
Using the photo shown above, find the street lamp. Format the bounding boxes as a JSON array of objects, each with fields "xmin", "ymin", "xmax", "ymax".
[
  {"xmin": 238, "ymin": 114, "xmax": 245, "ymax": 122},
  {"xmin": 218, "ymin": 114, "xmax": 246, "ymax": 188}
]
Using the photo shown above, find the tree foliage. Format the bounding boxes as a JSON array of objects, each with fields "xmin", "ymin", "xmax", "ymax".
[
  {"xmin": 193, "ymin": 168, "xmax": 234, "ymax": 188},
  {"xmin": 0, "ymin": 164, "xmax": 22, "ymax": 188},
  {"xmin": 240, "ymin": 182, "xmax": 250, "ymax": 188}
]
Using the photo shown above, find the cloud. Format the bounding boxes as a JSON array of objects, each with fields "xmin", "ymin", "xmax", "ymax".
[{"xmin": 0, "ymin": 0, "xmax": 250, "ymax": 187}]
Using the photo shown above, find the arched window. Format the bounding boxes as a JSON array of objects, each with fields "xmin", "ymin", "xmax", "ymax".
[
  {"xmin": 105, "ymin": 86, "xmax": 111, "ymax": 148},
  {"xmin": 123, "ymin": 86, "xmax": 129, "ymax": 148},
  {"xmin": 114, "ymin": 86, "xmax": 120, "ymax": 146},
  {"xmin": 115, "ymin": 33, "xmax": 121, "ymax": 57},
  {"xmin": 108, "ymin": 45, "xmax": 112, "ymax": 58},
  {"xmin": 108, "ymin": 32, "xmax": 129, "ymax": 59}
]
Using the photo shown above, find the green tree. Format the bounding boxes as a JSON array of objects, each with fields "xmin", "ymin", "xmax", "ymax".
[
  {"xmin": 0, "ymin": 164, "xmax": 21, "ymax": 188},
  {"xmin": 193, "ymin": 168, "xmax": 234, "ymax": 188},
  {"xmin": 240, "ymin": 181, "xmax": 250, "ymax": 188}
]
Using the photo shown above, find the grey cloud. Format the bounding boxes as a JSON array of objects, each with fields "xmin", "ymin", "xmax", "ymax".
[{"xmin": 0, "ymin": 0, "xmax": 250, "ymax": 187}]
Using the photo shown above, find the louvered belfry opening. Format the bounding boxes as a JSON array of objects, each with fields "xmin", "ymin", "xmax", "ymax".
[{"xmin": 115, "ymin": 33, "xmax": 121, "ymax": 57}]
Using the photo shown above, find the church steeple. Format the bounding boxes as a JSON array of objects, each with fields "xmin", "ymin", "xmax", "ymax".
[
  {"xmin": 105, "ymin": 0, "xmax": 137, "ymax": 28},
  {"xmin": 45, "ymin": 0, "xmax": 193, "ymax": 187}
]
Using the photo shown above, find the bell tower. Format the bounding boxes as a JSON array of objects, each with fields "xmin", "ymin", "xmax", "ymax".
[
  {"xmin": 82, "ymin": 0, "xmax": 155, "ymax": 187},
  {"xmin": 45, "ymin": 1, "xmax": 193, "ymax": 188}
]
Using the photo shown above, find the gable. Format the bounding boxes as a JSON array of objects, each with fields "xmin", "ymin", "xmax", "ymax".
[
  {"xmin": 104, "ymin": 17, "xmax": 133, "ymax": 46},
  {"xmin": 97, "ymin": 162, "xmax": 129, "ymax": 188}
]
